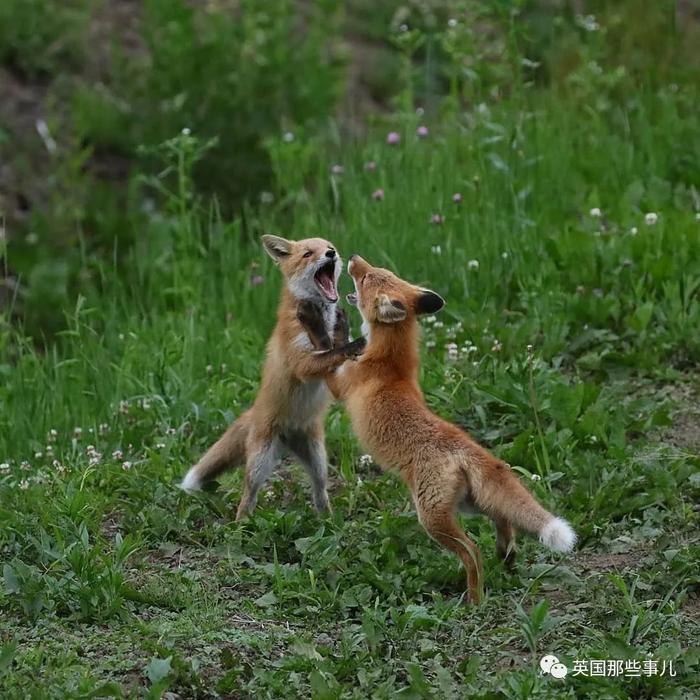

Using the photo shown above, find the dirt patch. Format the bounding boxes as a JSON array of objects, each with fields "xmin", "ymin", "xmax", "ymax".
[
  {"xmin": 574, "ymin": 550, "xmax": 643, "ymax": 573},
  {"xmin": 656, "ymin": 380, "xmax": 700, "ymax": 451},
  {"xmin": 681, "ymin": 593, "xmax": 700, "ymax": 620}
]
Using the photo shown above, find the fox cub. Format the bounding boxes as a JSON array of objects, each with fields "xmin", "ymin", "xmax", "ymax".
[
  {"xmin": 300, "ymin": 254, "xmax": 576, "ymax": 603},
  {"xmin": 181, "ymin": 235, "xmax": 362, "ymax": 519}
]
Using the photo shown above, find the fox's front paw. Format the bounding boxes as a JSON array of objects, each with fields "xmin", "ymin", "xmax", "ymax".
[
  {"xmin": 333, "ymin": 308, "xmax": 350, "ymax": 346},
  {"xmin": 341, "ymin": 337, "xmax": 366, "ymax": 358}
]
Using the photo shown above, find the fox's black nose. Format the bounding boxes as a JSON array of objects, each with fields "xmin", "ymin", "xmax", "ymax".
[{"xmin": 325, "ymin": 249, "xmax": 336, "ymax": 259}]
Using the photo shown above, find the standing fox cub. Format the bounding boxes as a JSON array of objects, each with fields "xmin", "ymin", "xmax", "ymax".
[
  {"xmin": 301, "ymin": 254, "xmax": 576, "ymax": 602},
  {"xmin": 181, "ymin": 235, "xmax": 363, "ymax": 519}
]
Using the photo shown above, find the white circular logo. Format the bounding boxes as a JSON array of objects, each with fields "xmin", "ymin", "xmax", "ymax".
[
  {"xmin": 540, "ymin": 655, "xmax": 559, "ymax": 674},
  {"xmin": 550, "ymin": 663, "xmax": 568, "ymax": 679}
]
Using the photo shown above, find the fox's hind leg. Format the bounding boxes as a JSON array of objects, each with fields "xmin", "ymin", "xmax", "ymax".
[
  {"xmin": 494, "ymin": 517, "xmax": 517, "ymax": 569},
  {"xmin": 236, "ymin": 437, "xmax": 283, "ymax": 520},
  {"xmin": 285, "ymin": 427, "xmax": 331, "ymax": 513},
  {"xmin": 414, "ymin": 472, "xmax": 484, "ymax": 603}
]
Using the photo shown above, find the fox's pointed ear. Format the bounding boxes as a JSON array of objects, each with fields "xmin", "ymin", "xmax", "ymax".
[
  {"xmin": 415, "ymin": 288, "xmax": 445, "ymax": 315},
  {"xmin": 262, "ymin": 235, "xmax": 293, "ymax": 261},
  {"xmin": 376, "ymin": 294, "xmax": 407, "ymax": 323}
]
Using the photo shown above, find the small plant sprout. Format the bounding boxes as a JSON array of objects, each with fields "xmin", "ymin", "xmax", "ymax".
[
  {"xmin": 468, "ymin": 259, "xmax": 479, "ymax": 270},
  {"xmin": 416, "ymin": 125, "xmax": 429, "ymax": 138},
  {"xmin": 645, "ymin": 212, "xmax": 658, "ymax": 225},
  {"xmin": 386, "ymin": 131, "xmax": 401, "ymax": 145}
]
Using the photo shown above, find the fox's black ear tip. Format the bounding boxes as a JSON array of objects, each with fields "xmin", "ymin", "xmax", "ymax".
[{"xmin": 416, "ymin": 289, "xmax": 445, "ymax": 315}]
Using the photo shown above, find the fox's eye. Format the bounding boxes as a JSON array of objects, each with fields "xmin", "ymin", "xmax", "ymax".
[{"xmin": 303, "ymin": 251, "xmax": 313, "ymax": 258}]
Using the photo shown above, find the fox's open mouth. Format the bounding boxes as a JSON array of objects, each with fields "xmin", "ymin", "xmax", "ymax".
[
  {"xmin": 314, "ymin": 260, "xmax": 339, "ymax": 302},
  {"xmin": 346, "ymin": 293, "xmax": 358, "ymax": 306}
]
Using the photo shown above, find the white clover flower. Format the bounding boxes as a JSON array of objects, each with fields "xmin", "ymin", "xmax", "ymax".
[
  {"xmin": 589, "ymin": 207, "xmax": 602, "ymax": 217},
  {"xmin": 283, "ymin": 132, "xmax": 295, "ymax": 143},
  {"xmin": 73, "ymin": 427, "xmax": 83, "ymax": 437},
  {"xmin": 221, "ymin": 363, "xmax": 228, "ymax": 373},
  {"xmin": 695, "ymin": 212, "xmax": 700, "ymax": 221},
  {"xmin": 424, "ymin": 315, "xmax": 436, "ymax": 324},
  {"xmin": 629, "ymin": 226, "xmax": 638, "ymax": 235},
  {"xmin": 34, "ymin": 452, "xmax": 43, "ymax": 459},
  {"xmin": 166, "ymin": 427, "xmax": 177, "ymax": 436},
  {"xmin": 19, "ymin": 479, "xmax": 30, "ymax": 490},
  {"xmin": 141, "ymin": 399, "xmax": 151, "ymax": 411},
  {"xmin": 491, "ymin": 340, "xmax": 502, "ymax": 352},
  {"xmin": 112, "ymin": 449, "xmax": 123, "ymax": 460},
  {"xmin": 468, "ymin": 259, "xmax": 479, "ymax": 270},
  {"xmin": 122, "ymin": 461, "xmax": 132, "ymax": 471},
  {"xmin": 20, "ymin": 461, "xmax": 31, "ymax": 471},
  {"xmin": 501, "ymin": 252, "xmax": 509, "ymax": 259},
  {"xmin": 447, "ymin": 18, "xmax": 458, "ymax": 28},
  {"xmin": 155, "ymin": 443, "xmax": 166, "ymax": 450},
  {"xmin": 431, "ymin": 245, "xmax": 442, "ymax": 255},
  {"xmin": 119, "ymin": 400, "xmax": 129, "ymax": 414},
  {"xmin": 0, "ymin": 462, "xmax": 9, "ymax": 472},
  {"xmin": 426, "ymin": 340, "xmax": 436, "ymax": 349},
  {"xmin": 530, "ymin": 473, "xmax": 542, "ymax": 482},
  {"xmin": 181, "ymin": 127, "xmax": 191, "ymax": 136},
  {"xmin": 48, "ymin": 429, "xmax": 58, "ymax": 441},
  {"xmin": 433, "ymin": 321, "xmax": 444, "ymax": 329},
  {"xmin": 359, "ymin": 454, "xmax": 373, "ymax": 467},
  {"xmin": 206, "ymin": 364, "xmax": 213, "ymax": 374},
  {"xmin": 99, "ymin": 423, "xmax": 109, "ymax": 434},
  {"xmin": 526, "ymin": 344, "xmax": 534, "ymax": 355},
  {"xmin": 644, "ymin": 212, "xmax": 658, "ymax": 226},
  {"xmin": 46, "ymin": 445, "xmax": 53, "ymax": 454}
]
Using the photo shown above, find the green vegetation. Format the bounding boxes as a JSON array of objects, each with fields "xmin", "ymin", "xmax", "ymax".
[{"xmin": 1, "ymin": 1, "xmax": 699, "ymax": 697}]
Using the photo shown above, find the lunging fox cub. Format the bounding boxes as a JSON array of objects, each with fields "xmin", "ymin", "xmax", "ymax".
[
  {"xmin": 303, "ymin": 254, "xmax": 576, "ymax": 602},
  {"xmin": 181, "ymin": 235, "xmax": 363, "ymax": 520}
]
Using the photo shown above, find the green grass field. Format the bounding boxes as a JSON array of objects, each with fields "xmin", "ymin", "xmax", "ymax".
[{"xmin": 1, "ymin": 2, "xmax": 700, "ymax": 698}]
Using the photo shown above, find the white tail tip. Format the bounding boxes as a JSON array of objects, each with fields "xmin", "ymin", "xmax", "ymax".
[
  {"xmin": 180, "ymin": 467, "xmax": 202, "ymax": 493},
  {"xmin": 540, "ymin": 517, "xmax": 577, "ymax": 553}
]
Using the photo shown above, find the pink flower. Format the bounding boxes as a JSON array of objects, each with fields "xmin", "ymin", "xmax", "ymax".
[
  {"xmin": 372, "ymin": 189, "xmax": 385, "ymax": 201},
  {"xmin": 364, "ymin": 161, "xmax": 377, "ymax": 172},
  {"xmin": 250, "ymin": 275, "xmax": 265, "ymax": 285},
  {"xmin": 386, "ymin": 132, "xmax": 401, "ymax": 145},
  {"xmin": 452, "ymin": 193, "xmax": 462, "ymax": 203},
  {"xmin": 416, "ymin": 125, "xmax": 429, "ymax": 138},
  {"xmin": 430, "ymin": 214, "xmax": 445, "ymax": 225}
]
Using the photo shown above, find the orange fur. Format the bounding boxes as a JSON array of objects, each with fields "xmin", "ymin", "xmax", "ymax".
[
  {"xmin": 328, "ymin": 255, "xmax": 576, "ymax": 602},
  {"xmin": 182, "ymin": 236, "xmax": 357, "ymax": 518}
]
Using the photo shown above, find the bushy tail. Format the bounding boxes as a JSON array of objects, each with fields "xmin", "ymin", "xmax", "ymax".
[
  {"xmin": 181, "ymin": 411, "xmax": 250, "ymax": 492},
  {"xmin": 470, "ymin": 457, "xmax": 577, "ymax": 553}
]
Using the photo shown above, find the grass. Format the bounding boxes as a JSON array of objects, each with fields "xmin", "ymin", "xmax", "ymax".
[{"xmin": 2, "ymin": 3, "xmax": 700, "ymax": 698}]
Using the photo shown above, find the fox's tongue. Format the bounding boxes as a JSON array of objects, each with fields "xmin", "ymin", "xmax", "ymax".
[{"xmin": 315, "ymin": 268, "xmax": 338, "ymax": 302}]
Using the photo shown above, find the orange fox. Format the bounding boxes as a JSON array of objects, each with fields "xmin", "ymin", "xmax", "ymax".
[
  {"xmin": 322, "ymin": 254, "xmax": 576, "ymax": 602},
  {"xmin": 181, "ymin": 235, "xmax": 363, "ymax": 520}
]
